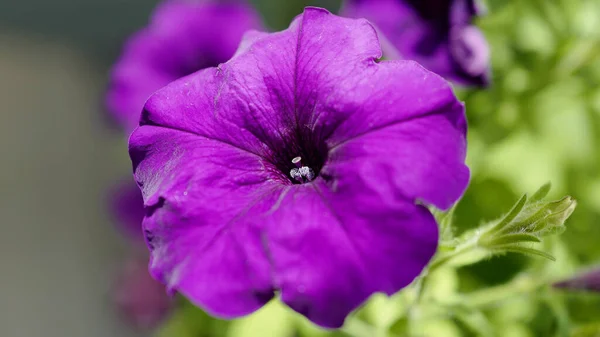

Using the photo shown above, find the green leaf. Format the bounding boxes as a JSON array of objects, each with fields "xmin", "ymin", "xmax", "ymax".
[
  {"xmin": 497, "ymin": 245, "xmax": 556, "ymax": 261},
  {"xmin": 388, "ymin": 317, "xmax": 409, "ymax": 336},
  {"xmin": 482, "ymin": 233, "xmax": 542, "ymax": 247},
  {"xmin": 502, "ymin": 207, "xmax": 551, "ymax": 234},
  {"xmin": 489, "ymin": 194, "xmax": 528, "ymax": 233},
  {"xmin": 530, "ymin": 182, "xmax": 552, "ymax": 203}
]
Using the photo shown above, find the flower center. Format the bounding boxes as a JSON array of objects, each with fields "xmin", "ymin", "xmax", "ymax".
[
  {"xmin": 289, "ymin": 157, "xmax": 315, "ymax": 183},
  {"xmin": 269, "ymin": 134, "xmax": 328, "ymax": 185}
]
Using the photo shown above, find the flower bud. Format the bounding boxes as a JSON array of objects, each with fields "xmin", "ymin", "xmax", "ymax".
[
  {"xmin": 553, "ymin": 267, "xmax": 600, "ymax": 292},
  {"xmin": 478, "ymin": 184, "xmax": 575, "ymax": 260},
  {"xmin": 538, "ymin": 196, "xmax": 576, "ymax": 234}
]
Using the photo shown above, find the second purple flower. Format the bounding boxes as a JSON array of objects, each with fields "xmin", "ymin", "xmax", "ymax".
[{"xmin": 340, "ymin": 0, "xmax": 490, "ymax": 86}]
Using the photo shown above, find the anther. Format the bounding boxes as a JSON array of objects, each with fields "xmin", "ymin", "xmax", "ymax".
[
  {"xmin": 289, "ymin": 157, "xmax": 315, "ymax": 183},
  {"xmin": 298, "ymin": 166, "xmax": 315, "ymax": 181},
  {"xmin": 290, "ymin": 168, "xmax": 302, "ymax": 182}
]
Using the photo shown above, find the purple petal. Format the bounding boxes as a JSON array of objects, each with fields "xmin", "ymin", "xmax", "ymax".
[
  {"xmin": 130, "ymin": 7, "xmax": 468, "ymax": 328},
  {"xmin": 340, "ymin": 0, "xmax": 490, "ymax": 86},
  {"xmin": 130, "ymin": 125, "xmax": 280, "ymax": 317},
  {"xmin": 325, "ymin": 97, "xmax": 468, "ymax": 210},
  {"xmin": 106, "ymin": 0, "xmax": 263, "ymax": 132},
  {"xmin": 265, "ymin": 183, "xmax": 438, "ymax": 327}
]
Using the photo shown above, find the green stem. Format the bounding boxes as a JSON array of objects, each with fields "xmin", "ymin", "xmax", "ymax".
[
  {"xmin": 462, "ymin": 275, "xmax": 548, "ymax": 308},
  {"xmin": 414, "ymin": 235, "xmax": 486, "ymax": 308},
  {"xmin": 427, "ymin": 237, "xmax": 482, "ymax": 273}
]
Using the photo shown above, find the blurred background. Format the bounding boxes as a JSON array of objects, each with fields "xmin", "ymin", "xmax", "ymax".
[{"xmin": 1, "ymin": 0, "xmax": 599, "ymax": 336}]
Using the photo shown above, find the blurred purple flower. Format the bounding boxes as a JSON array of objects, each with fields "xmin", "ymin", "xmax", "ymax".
[
  {"xmin": 554, "ymin": 267, "xmax": 600, "ymax": 292},
  {"xmin": 109, "ymin": 181, "xmax": 145, "ymax": 243},
  {"xmin": 113, "ymin": 255, "xmax": 174, "ymax": 330},
  {"xmin": 106, "ymin": 0, "xmax": 263, "ymax": 132},
  {"xmin": 129, "ymin": 7, "xmax": 469, "ymax": 328},
  {"xmin": 340, "ymin": 0, "xmax": 490, "ymax": 86},
  {"xmin": 108, "ymin": 182, "xmax": 173, "ymax": 329}
]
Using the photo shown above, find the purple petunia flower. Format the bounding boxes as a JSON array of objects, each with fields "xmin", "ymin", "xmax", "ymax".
[
  {"xmin": 108, "ymin": 182, "xmax": 174, "ymax": 329},
  {"xmin": 129, "ymin": 7, "xmax": 469, "ymax": 328},
  {"xmin": 109, "ymin": 181, "xmax": 146, "ymax": 242},
  {"xmin": 106, "ymin": 0, "xmax": 263, "ymax": 132},
  {"xmin": 340, "ymin": 0, "xmax": 490, "ymax": 86},
  {"xmin": 113, "ymin": 255, "xmax": 174, "ymax": 329}
]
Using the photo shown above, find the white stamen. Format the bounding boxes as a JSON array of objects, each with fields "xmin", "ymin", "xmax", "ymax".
[
  {"xmin": 290, "ymin": 168, "xmax": 303, "ymax": 182},
  {"xmin": 289, "ymin": 157, "xmax": 315, "ymax": 183},
  {"xmin": 298, "ymin": 166, "xmax": 315, "ymax": 181}
]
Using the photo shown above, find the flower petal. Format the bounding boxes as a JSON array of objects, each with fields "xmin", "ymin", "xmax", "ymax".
[
  {"xmin": 326, "ymin": 109, "xmax": 469, "ymax": 210},
  {"xmin": 317, "ymin": 61, "xmax": 469, "ymax": 210},
  {"xmin": 130, "ymin": 125, "xmax": 282, "ymax": 318},
  {"xmin": 265, "ymin": 181, "xmax": 438, "ymax": 328}
]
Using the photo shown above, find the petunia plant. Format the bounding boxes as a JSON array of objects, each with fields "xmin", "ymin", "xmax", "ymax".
[{"xmin": 127, "ymin": 4, "xmax": 577, "ymax": 335}]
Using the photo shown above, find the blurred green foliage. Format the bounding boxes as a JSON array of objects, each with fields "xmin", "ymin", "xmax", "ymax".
[{"xmin": 156, "ymin": 0, "xmax": 600, "ymax": 336}]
